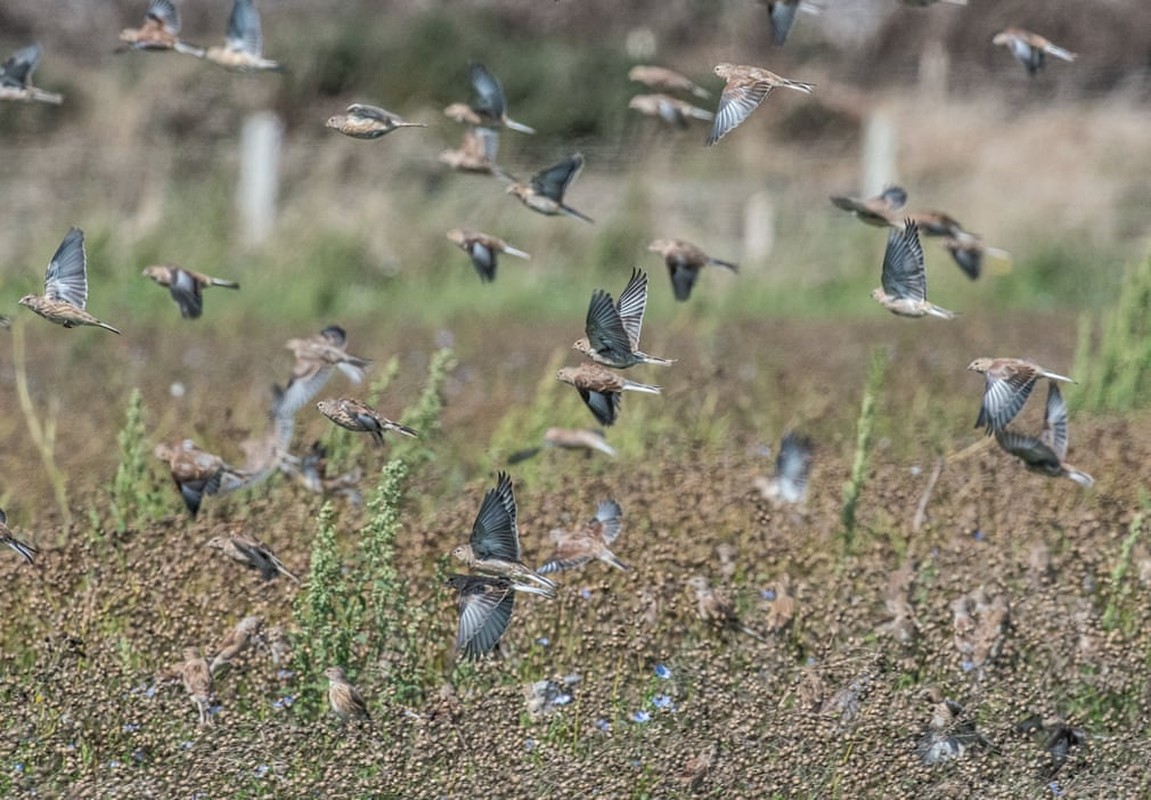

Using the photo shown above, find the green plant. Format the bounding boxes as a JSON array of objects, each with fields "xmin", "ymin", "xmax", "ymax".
[
  {"xmin": 109, "ymin": 388, "xmax": 165, "ymax": 533},
  {"xmin": 399, "ymin": 347, "xmax": 457, "ymax": 469},
  {"xmin": 841, "ymin": 347, "xmax": 887, "ymax": 549}
]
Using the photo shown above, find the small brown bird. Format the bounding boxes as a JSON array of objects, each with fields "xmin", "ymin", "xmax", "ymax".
[
  {"xmin": 555, "ymin": 363, "xmax": 661, "ymax": 427},
  {"xmin": 324, "ymin": 666, "xmax": 371, "ymax": 721},
  {"xmin": 627, "ymin": 65, "xmax": 711, "ymax": 99},
  {"xmin": 573, "ymin": 267, "xmax": 674, "ymax": 369},
  {"xmin": 647, "ymin": 238, "xmax": 738, "ymax": 302},
  {"xmin": 118, "ymin": 0, "xmax": 204, "ymax": 55},
  {"xmin": 627, "ymin": 94, "xmax": 714, "ymax": 128},
  {"xmin": 995, "ymin": 384, "xmax": 1094, "ymax": 488},
  {"xmin": 438, "ymin": 126, "xmax": 502, "ymax": 175},
  {"xmin": 19, "ymin": 228, "xmax": 121, "ymax": 334},
  {"xmin": 506, "ymin": 427, "xmax": 618, "ymax": 465},
  {"xmin": 142, "ymin": 265, "xmax": 239, "ymax": 319},
  {"xmin": 830, "ymin": 186, "xmax": 908, "ymax": 228},
  {"xmin": 450, "ymin": 472, "xmax": 557, "ymax": 597},
  {"xmin": 942, "ymin": 235, "xmax": 1010, "ymax": 281},
  {"xmin": 686, "ymin": 576, "xmax": 766, "ymax": 641},
  {"xmin": 206, "ymin": 532, "xmax": 299, "ymax": 582},
  {"xmin": 677, "ymin": 744, "xmax": 718, "ymax": 791},
  {"xmin": 325, "ymin": 103, "xmax": 425, "ymax": 139},
  {"xmin": 506, "ymin": 153, "xmax": 593, "ymax": 223},
  {"xmin": 0, "ymin": 43, "xmax": 63, "ymax": 104},
  {"xmin": 446, "ymin": 229, "xmax": 530, "ymax": 283},
  {"xmin": 707, "ymin": 63, "xmax": 814, "ymax": 146},
  {"xmin": 993, "ymin": 28, "xmax": 1077, "ymax": 76},
  {"xmin": 754, "ymin": 432, "xmax": 814, "ymax": 505},
  {"xmin": 316, "ymin": 397, "xmax": 418, "ymax": 446},
  {"xmin": 180, "ymin": 647, "xmax": 214, "ymax": 727},
  {"xmin": 967, "ymin": 357, "xmax": 1075, "ymax": 434},
  {"xmin": 154, "ymin": 440, "xmax": 248, "ymax": 519},
  {"xmin": 904, "ymin": 209, "xmax": 966, "ymax": 239},
  {"xmin": 539, "ymin": 500, "xmax": 628, "ymax": 574},
  {"xmin": 202, "ymin": 0, "xmax": 283, "ymax": 72},
  {"xmin": 450, "ymin": 62, "xmax": 535, "ymax": 134},
  {"xmin": 871, "ymin": 221, "xmax": 958, "ymax": 319},
  {"xmin": 446, "ymin": 573, "xmax": 516, "ymax": 660},
  {"xmin": 281, "ymin": 325, "xmax": 371, "ymax": 418},
  {"xmin": 209, "ymin": 615, "xmax": 263, "ymax": 675},
  {"xmin": 0, "ymin": 509, "xmax": 38, "ymax": 565}
]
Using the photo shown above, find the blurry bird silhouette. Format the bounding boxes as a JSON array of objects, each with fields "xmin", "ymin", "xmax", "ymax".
[
  {"xmin": 0, "ymin": 43, "xmax": 63, "ymax": 104},
  {"xmin": 993, "ymin": 28, "xmax": 1076, "ymax": 76},
  {"xmin": 506, "ymin": 154, "xmax": 593, "ymax": 223},
  {"xmin": 446, "ymin": 229, "xmax": 530, "ymax": 283},
  {"xmin": 203, "ymin": 0, "xmax": 283, "ymax": 72},
  {"xmin": 539, "ymin": 500, "xmax": 629, "ymax": 574},
  {"xmin": 555, "ymin": 363, "xmax": 661, "ymax": 427},
  {"xmin": 994, "ymin": 384, "xmax": 1094, "ymax": 488},
  {"xmin": 142, "ymin": 265, "xmax": 239, "ymax": 319},
  {"xmin": 0, "ymin": 509, "xmax": 38, "ymax": 565},
  {"xmin": 118, "ymin": 0, "xmax": 205, "ymax": 56},
  {"xmin": 647, "ymin": 238, "xmax": 738, "ymax": 302}
]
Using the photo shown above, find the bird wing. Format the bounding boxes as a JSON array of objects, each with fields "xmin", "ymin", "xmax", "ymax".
[
  {"xmin": 667, "ymin": 255, "xmax": 698, "ymax": 302},
  {"xmin": 530, "ymin": 154, "xmax": 584, "ymax": 202},
  {"xmin": 594, "ymin": 499, "xmax": 624, "ymax": 545},
  {"xmin": 585, "ymin": 288, "xmax": 630, "ymax": 359},
  {"xmin": 168, "ymin": 269, "xmax": 204, "ymax": 319},
  {"xmin": 43, "ymin": 227, "xmax": 89, "ymax": 308},
  {"xmin": 470, "ymin": 471, "xmax": 521, "ymax": 561},
  {"xmin": 768, "ymin": 1, "xmax": 799, "ymax": 46},
  {"xmin": 148, "ymin": 0, "xmax": 181, "ymax": 33},
  {"xmin": 578, "ymin": 387, "xmax": 620, "ymax": 427},
  {"xmin": 468, "ymin": 62, "xmax": 507, "ymax": 119},
  {"xmin": 456, "ymin": 577, "xmax": 515, "ymax": 659},
  {"xmin": 225, "ymin": 0, "xmax": 262, "ymax": 56},
  {"xmin": 1040, "ymin": 383, "xmax": 1069, "ymax": 460},
  {"xmin": 469, "ymin": 242, "xmax": 497, "ymax": 282},
  {"xmin": 615, "ymin": 267, "xmax": 649, "ymax": 349},
  {"xmin": 0, "ymin": 43, "xmax": 40, "ymax": 89},
  {"xmin": 994, "ymin": 430, "xmax": 1060, "ymax": 470},
  {"xmin": 347, "ymin": 103, "xmax": 389, "ymax": 122},
  {"xmin": 538, "ymin": 534, "xmax": 595, "ymax": 574},
  {"xmin": 707, "ymin": 80, "xmax": 772, "ymax": 145},
  {"xmin": 880, "ymin": 221, "xmax": 927, "ymax": 301},
  {"xmin": 976, "ymin": 371, "xmax": 1036, "ymax": 433},
  {"xmin": 775, "ymin": 432, "xmax": 813, "ymax": 501}
]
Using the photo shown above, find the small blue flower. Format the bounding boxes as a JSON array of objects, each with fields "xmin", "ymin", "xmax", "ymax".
[
  {"xmin": 143, "ymin": 685, "xmax": 158, "ymax": 699},
  {"xmin": 579, "ymin": 587, "xmax": 593, "ymax": 600},
  {"xmin": 536, "ymin": 637, "xmax": 550, "ymax": 647},
  {"xmin": 972, "ymin": 529, "xmax": 985, "ymax": 542},
  {"xmin": 179, "ymin": 740, "xmax": 195, "ymax": 751},
  {"xmin": 122, "ymin": 722, "xmax": 142, "ymax": 733},
  {"xmin": 630, "ymin": 710, "xmax": 651, "ymax": 724},
  {"xmin": 653, "ymin": 664, "xmax": 672, "ymax": 680},
  {"xmin": 209, "ymin": 704, "xmax": 223, "ymax": 717},
  {"xmin": 524, "ymin": 738, "xmax": 536, "ymax": 752},
  {"xmin": 272, "ymin": 694, "xmax": 295, "ymax": 710},
  {"xmin": 760, "ymin": 588, "xmax": 776, "ymax": 601},
  {"xmin": 595, "ymin": 718, "xmax": 611, "ymax": 732},
  {"xmin": 960, "ymin": 660, "xmax": 976, "ymax": 673},
  {"xmin": 13, "ymin": 763, "xmax": 24, "ymax": 774},
  {"xmin": 554, "ymin": 693, "xmax": 572, "ymax": 706},
  {"xmin": 1048, "ymin": 782, "xmax": 1064, "ymax": 798},
  {"xmin": 107, "ymin": 760, "xmax": 122, "ymax": 769},
  {"xmin": 254, "ymin": 765, "xmax": 270, "ymax": 778},
  {"xmin": 132, "ymin": 749, "xmax": 146, "ymax": 763},
  {"xmin": 651, "ymin": 694, "xmax": 674, "ymax": 710},
  {"xmin": 276, "ymin": 669, "xmax": 294, "ymax": 680}
]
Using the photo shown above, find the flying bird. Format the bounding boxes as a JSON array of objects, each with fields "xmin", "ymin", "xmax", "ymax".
[
  {"xmin": 942, "ymin": 235, "xmax": 1011, "ymax": 281},
  {"xmin": 280, "ymin": 326, "xmax": 371, "ymax": 418},
  {"xmin": 506, "ymin": 153, "xmax": 593, "ymax": 223},
  {"xmin": 628, "ymin": 65, "xmax": 711, "ymax": 98},
  {"xmin": 556, "ymin": 363, "xmax": 661, "ymax": 427},
  {"xmin": 830, "ymin": 186, "xmax": 908, "ymax": 228},
  {"xmin": 154, "ymin": 440, "xmax": 249, "ymax": 519},
  {"xmin": 19, "ymin": 228, "xmax": 121, "ymax": 334},
  {"xmin": 324, "ymin": 666, "xmax": 371, "ymax": 721},
  {"xmin": 443, "ymin": 62, "xmax": 534, "ymax": 134},
  {"xmin": 446, "ymin": 229, "xmax": 530, "ymax": 283},
  {"xmin": 992, "ymin": 28, "xmax": 1076, "ymax": 76},
  {"xmin": 647, "ymin": 238, "xmax": 738, "ymax": 301},
  {"xmin": 209, "ymin": 615, "xmax": 263, "ymax": 675},
  {"xmin": 754, "ymin": 432, "xmax": 814, "ymax": 505},
  {"xmin": 206, "ymin": 532, "xmax": 300, "ymax": 582},
  {"xmin": 506, "ymin": 427, "xmax": 617, "ymax": 464},
  {"xmin": 539, "ymin": 500, "xmax": 628, "ymax": 574},
  {"xmin": 325, "ymin": 103, "xmax": 425, "ymax": 139},
  {"xmin": 0, "ymin": 509, "xmax": 38, "ymax": 565},
  {"xmin": 967, "ymin": 357, "xmax": 1075, "ymax": 435},
  {"xmin": 316, "ymin": 397, "xmax": 418, "ymax": 446},
  {"xmin": 438, "ymin": 126, "xmax": 502, "ymax": 175},
  {"xmin": 0, "ymin": 43, "xmax": 63, "ymax": 104},
  {"xmin": 142, "ymin": 265, "xmax": 240, "ymax": 319},
  {"xmin": 764, "ymin": 1, "xmax": 823, "ymax": 46},
  {"xmin": 203, "ymin": 0, "xmax": 283, "ymax": 72},
  {"xmin": 870, "ymin": 221, "xmax": 958, "ymax": 319},
  {"xmin": 573, "ymin": 268, "xmax": 673, "ymax": 369},
  {"xmin": 118, "ymin": 0, "xmax": 205, "ymax": 55},
  {"xmin": 628, "ymin": 94, "xmax": 714, "ymax": 128},
  {"xmin": 446, "ymin": 573, "xmax": 516, "ymax": 660},
  {"xmin": 707, "ymin": 63, "xmax": 814, "ymax": 146}
]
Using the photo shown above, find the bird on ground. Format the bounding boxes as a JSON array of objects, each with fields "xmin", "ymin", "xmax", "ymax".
[
  {"xmin": 870, "ymin": 221, "xmax": 958, "ymax": 319},
  {"xmin": 0, "ymin": 509, "xmax": 38, "ymax": 565},
  {"xmin": 154, "ymin": 440, "xmax": 248, "ymax": 519},
  {"xmin": 446, "ymin": 229, "xmax": 530, "ymax": 283},
  {"xmin": 446, "ymin": 573, "xmax": 516, "ymax": 660},
  {"xmin": 0, "ymin": 43, "xmax": 63, "ymax": 104},
  {"xmin": 686, "ymin": 576, "xmax": 766, "ymax": 641},
  {"xmin": 539, "ymin": 500, "xmax": 628, "ymax": 574},
  {"xmin": 573, "ymin": 267, "xmax": 674, "ymax": 368},
  {"xmin": 754, "ymin": 432, "xmax": 814, "ymax": 505},
  {"xmin": 203, "ymin": 0, "xmax": 283, "ymax": 72},
  {"xmin": 209, "ymin": 615, "xmax": 263, "ymax": 675},
  {"xmin": 19, "ymin": 228, "xmax": 121, "ymax": 334},
  {"xmin": 443, "ymin": 62, "xmax": 535, "ymax": 134},
  {"xmin": 993, "ymin": 28, "xmax": 1076, "ymax": 76},
  {"xmin": 647, "ymin": 238, "xmax": 738, "ymax": 301},
  {"xmin": 707, "ymin": 63, "xmax": 814, "ymax": 146},
  {"xmin": 994, "ymin": 384, "xmax": 1094, "ymax": 488},
  {"xmin": 628, "ymin": 94, "xmax": 714, "ymax": 128},
  {"xmin": 180, "ymin": 647, "xmax": 214, "ymax": 727},
  {"xmin": 324, "ymin": 667, "xmax": 371, "ymax": 721},
  {"xmin": 967, "ymin": 357, "xmax": 1075, "ymax": 434},
  {"xmin": 325, "ymin": 103, "xmax": 425, "ymax": 139},
  {"xmin": 118, "ymin": 0, "xmax": 204, "ymax": 55},
  {"xmin": 316, "ymin": 397, "xmax": 418, "ymax": 446},
  {"xmin": 830, "ymin": 186, "xmax": 908, "ymax": 228},
  {"xmin": 555, "ymin": 363, "xmax": 661, "ymax": 427},
  {"xmin": 628, "ymin": 65, "xmax": 710, "ymax": 98},
  {"xmin": 206, "ymin": 532, "xmax": 300, "ymax": 582},
  {"xmin": 280, "ymin": 326, "xmax": 371, "ymax": 417},
  {"xmin": 506, "ymin": 153, "xmax": 593, "ymax": 223},
  {"xmin": 142, "ymin": 265, "xmax": 239, "ymax": 319}
]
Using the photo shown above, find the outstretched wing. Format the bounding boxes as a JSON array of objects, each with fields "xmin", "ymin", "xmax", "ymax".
[
  {"xmin": 1040, "ymin": 383, "xmax": 1069, "ymax": 460},
  {"xmin": 707, "ymin": 80, "xmax": 771, "ymax": 146},
  {"xmin": 585, "ymin": 288, "xmax": 629, "ymax": 360},
  {"xmin": 225, "ymin": 0, "xmax": 262, "ymax": 56},
  {"xmin": 614, "ymin": 267, "xmax": 649, "ymax": 349},
  {"xmin": 880, "ymin": 221, "xmax": 926, "ymax": 302},
  {"xmin": 468, "ymin": 62, "xmax": 507, "ymax": 119},
  {"xmin": 530, "ymin": 154, "xmax": 584, "ymax": 202},
  {"xmin": 455, "ymin": 576, "xmax": 515, "ymax": 660},
  {"xmin": 148, "ymin": 0, "xmax": 181, "ymax": 33},
  {"xmin": 43, "ymin": 227, "xmax": 89, "ymax": 308},
  {"xmin": 470, "ymin": 472, "xmax": 521, "ymax": 561},
  {"xmin": 0, "ymin": 43, "xmax": 41, "ymax": 89}
]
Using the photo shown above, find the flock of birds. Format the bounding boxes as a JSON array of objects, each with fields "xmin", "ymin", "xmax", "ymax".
[{"xmin": 0, "ymin": 0, "xmax": 1095, "ymax": 727}]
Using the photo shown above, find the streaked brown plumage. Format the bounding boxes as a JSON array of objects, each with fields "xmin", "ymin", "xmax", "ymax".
[
  {"xmin": 202, "ymin": 0, "xmax": 283, "ymax": 72},
  {"xmin": 324, "ymin": 666, "xmax": 371, "ymax": 721},
  {"xmin": 142, "ymin": 264, "xmax": 239, "ymax": 319},
  {"xmin": 993, "ymin": 28, "xmax": 1077, "ymax": 76},
  {"xmin": 209, "ymin": 615, "xmax": 263, "ymax": 675},
  {"xmin": 647, "ymin": 238, "xmax": 738, "ymax": 301},
  {"xmin": 506, "ymin": 153, "xmax": 593, "ymax": 223},
  {"xmin": 19, "ymin": 227, "xmax": 121, "ymax": 334},
  {"xmin": 325, "ymin": 103, "xmax": 425, "ymax": 139},
  {"xmin": 118, "ymin": 0, "xmax": 204, "ymax": 55},
  {"xmin": 555, "ymin": 363, "xmax": 661, "ymax": 427},
  {"xmin": 446, "ymin": 229, "xmax": 530, "ymax": 283},
  {"xmin": 967, "ymin": 357, "xmax": 1074, "ymax": 434},
  {"xmin": 628, "ymin": 65, "xmax": 710, "ymax": 99},
  {"xmin": 539, "ymin": 499, "xmax": 628, "ymax": 574},
  {"xmin": 316, "ymin": 397, "xmax": 418, "ymax": 446},
  {"xmin": 438, "ymin": 126, "xmax": 501, "ymax": 175},
  {"xmin": 830, "ymin": 186, "xmax": 908, "ymax": 228},
  {"xmin": 573, "ymin": 267, "xmax": 673, "ymax": 368},
  {"xmin": 281, "ymin": 325, "xmax": 371, "ymax": 418},
  {"xmin": 0, "ymin": 509, "xmax": 38, "ymax": 565},
  {"xmin": 206, "ymin": 532, "xmax": 299, "ymax": 582},
  {"xmin": 180, "ymin": 647, "xmax": 214, "ymax": 727},
  {"xmin": 707, "ymin": 63, "xmax": 814, "ymax": 146},
  {"xmin": 154, "ymin": 440, "xmax": 249, "ymax": 519}
]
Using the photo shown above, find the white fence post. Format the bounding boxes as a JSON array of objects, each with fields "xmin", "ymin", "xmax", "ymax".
[{"xmin": 238, "ymin": 111, "xmax": 283, "ymax": 246}]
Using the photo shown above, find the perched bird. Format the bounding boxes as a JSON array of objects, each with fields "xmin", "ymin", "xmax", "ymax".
[
  {"xmin": 118, "ymin": 0, "xmax": 204, "ymax": 55},
  {"xmin": 627, "ymin": 94, "xmax": 713, "ymax": 129},
  {"xmin": 993, "ymin": 28, "xmax": 1077, "ymax": 76},
  {"xmin": 280, "ymin": 326, "xmax": 371, "ymax": 417},
  {"xmin": 438, "ymin": 126, "xmax": 501, "ymax": 175},
  {"xmin": 539, "ymin": 500, "xmax": 628, "ymax": 574},
  {"xmin": 647, "ymin": 238, "xmax": 738, "ymax": 302},
  {"xmin": 0, "ymin": 43, "xmax": 63, "ymax": 104},
  {"xmin": 203, "ymin": 0, "xmax": 283, "ymax": 72},
  {"xmin": 942, "ymin": 235, "xmax": 1010, "ymax": 281},
  {"xmin": 830, "ymin": 186, "xmax": 908, "ymax": 228},
  {"xmin": 142, "ymin": 265, "xmax": 239, "ymax": 319},
  {"xmin": 450, "ymin": 472, "xmax": 557, "ymax": 597},
  {"xmin": 967, "ymin": 357, "xmax": 1075, "ymax": 434},
  {"xmin": 206, "ymin": 532, "xmax": 300, "ymax": 582},
  {"xmin": 707, "ymin": 63, "xmax": 814, "ymax": 146},
  {"xmin": 916, "ymin": 690, "xmax": 990, "ymax": 765},
  {"xmin": 445, "ymin": 62, "xmax": 534, "ymax": 134},
  {"xmin": 446, "ymin": 229, "xmax": 530, "ymax": 283},
  {"xmin": 995, "ymin": 384, "xmax": 1094, "ymax": 488},
  {"xmin": 323, "ymin": 666, "xmax": 371, "ymax": 721},
  {"xmin": 507, "ymin": 427, "xmax": 617, "ymax": 464},
  {"xmin": 754, "ymin": 432, "xmax": 814, "ymax": 505},
  {"xmin": 316, "ymin": 397, "xmax": 418, "ymax": 446},
  {"xmin": 573, "ymin": 267, "xmax": 673, "ymax": 369},
  {"xmin": 154, "ymin": 440, "xmax": 248, "ymax": 519},
  {"xmin": 556, "ymin": 363, "xmax": 661, "ymax": 427},
  {"xmin": 209, "ymin": 615, "xmax": 263, "ymax": 675},
  {"xmin": 871, "ymin": 221, "xmax": 958, "ymax": 319},
  {"xmin": 627, "ymin": 65, "xmax": 710, "ymax": 99},
  {"xmin": 19, "ymin": 228, "xmax": 121, "ymax": 334},
  {"xmin": 506, "ymin": 153, "xmax": 593, "ymax": 223},
  {"xmin": 325, "ymin": 103, "xmax": 425, "ymax": 140},
  {"xmin": 446, "ymin": 573, "xmax": 516, "ymax": 660},
  {"xmin": 686, "ymin": 576, "xmax": 765, "ymax": 641},
  {"xmin": 180, "ymin": 647, "xmax": 214, "ymax": 727},
  {"xmin": 0, "ymin": 509, "xmax": 38, "ymax": 565},
  {"xmin": 265, "ymin": 625, "xmax": 292, "ymax": 667}
]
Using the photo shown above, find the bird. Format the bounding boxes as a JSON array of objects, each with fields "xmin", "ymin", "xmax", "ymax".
[
  {"xmin": 995, "ymin": 384, "xmax": 1094, "ymax": 488},
  {"xmin": 118, "ymin": 0, "xmax": 205, "ymax": 56},
  {"xmin": 627, "ymin": 65, "xmax": 710, "ymax": 99},
  {"xmin": 573, "ymin": 267, "xmax": 674, "ymax": 369},
  {"xmin": 316, "ymin": 397, "xmax": 418, "ymax": 446},
  {"xmin": 19, "ymin": 228, "xmax": 121, "ymax": 334},
  {"xmin": 0, "ymin": 316, "xmax": 9, "ymax": 329},
  {"xmin": 446, "ymin": 573, "xmax": 516, "ymax": 660},
  {"xmin": 324, "ymin": 103, "xmax": 425, "ymax": 140},
  {"xmin": 506, "ymin": 153, "xmax": 593, "ymax": 223},
  {"xmin": 754, "ymin": 432, "xmax": 814, "ymax": 505},
  {"xmin": 627, "ymin": 94, "xmax": 714, "ymax": 129},
  {"xmin": 206, "ymin": 532, "xmax": 299, "ymax": 582},
  {"xmin": 438, "ymin": 126, "xmax": 502, "ymax": 175},
  {"xmin": 686, "ymin": 576, "xmax": 765, "ymax": 641},
  {"xmin": 323, "ymin": 666, "xmax": 371, "ymax": 721},
  {"xmin": 967, "ymin": 357, "xmax": 1075, "ymax": 434},
  {"xmin": 647, "ymin": 238, "xmax": 738, "ymax": 301},
  {"xmin": 870, "ymin": 221, "xmax": 958, "ymax": 319},
  {"xmin": 450, "ymin": 472, "xmax": 558, "ymax": 597},
  {"xmin": 142, "ymin": 265, "xmax": 240, "ymax": 319},
  {"xmin": 538, "ymin": 500, "xmax": 629, "ymax": 574},
  {"xmin": 280, "ymin": 326, "xmax": 371, "ymax": 418},
  {"xmin": 764, "ymin": 1, "xmax": 818, "ymax": 47},
  {"xmin": 445, "ymin": 62, "xmax": 535, "ymax": 134},
  {"xmin": 830, "ymin": 186, "xmax": 908, "ymax": 228},
  {"xmin": 903, "ymin": 209, "xmax": 966, "ymax": 239},
  {"xmin": 555, "ymin": 363, "xmax": 661, "ymax": 427},
  {"xmin": 993, "ymin": 28, "xmax": 1077, "ymax": 76},
  {"xmin": 677, "ymin": 745, "xmax": 718, "ymax": 791},
  {"xmin": 942, "ymin": 235, "xmax": 1011, "ymax": 281},
  {"xmin": 0, "ymin": 509, "xmax": 38, "ymax": 565},
  {"xmin": 209, "ymin": 615, "xmax": 263, "ymax": 675},
  {"xmin": 154, "ymin": 440, "xmax": 248, "ymax": 519},
  {"xmin": 446, "ymin": 229, "xmax": 530, "ymax": 283},
  {"xmin": 203, "ymin": 0, "xmax": 283, "ymax": 72},
  {"xmin": 179, "ymin": 647, "xmax": 214, "ymax": 727},
  {"xmin": 506, "ymin": 427, "xmax": 618, "ymax": 464},
  {"xmin": 707, "ymin": 63, "xmax": 814, "ymax": 146},
  {"xmin": 0, "ymin": 43, "xmax": 63, "ymax": 104}
]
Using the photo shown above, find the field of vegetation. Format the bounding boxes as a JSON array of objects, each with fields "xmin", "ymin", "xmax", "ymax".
[{"xmin": 2, "ymin": 1, "xmax": 1151, "ymax": 797}]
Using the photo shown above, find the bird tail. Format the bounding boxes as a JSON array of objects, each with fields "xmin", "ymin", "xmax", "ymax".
[
  {"xmin": 928, "ymin": 305, "xmax": 960, "ymax": 321},
  {"xmin": 511, "ymin": 581, "xmax": 556, "ymax": 599},
  {"xmin": 98, "ymin": 320, "xmax": 123, "ymax": 335},
  {"xmin": 336, "ymin": 360, "xmax": 370, "ymax": 383},
  {"xmin": 1065, "ymin": 466, "xmax": 1094, "ymax": 488},
  {"xmin": 639, "ymin": 353, "xmax": 676, "ymax": 367},
  {"xmin": 561, "ymin": 205, "xmax": 595, "ymax": 225},
  {"xmin": 503, "ymin": 245, "xmax": 532, "ymax": 260},
  {"xmin": 621, "ymin": 379, "xmax": 662, "ymax": 395},
  {"xmin": 602, "ymin": 550, "xmax": 631, "ymax": 572},
  {"xmin": 28, "ymin": 88, "xmax": 64, "ymax": 105},
  {"xmin": 387, "ymin": 421, "xmax": 420, "ymax": 439},
  {"xmin": 4, "ymin": 535, "xmax": 38, "ymax": 565},
  {"xmin": 781, "ymin": 79, "xmax": 816, "ymax": 94},
  {"xmin": 689, "ymin": 85, "xmax": 711, "ymax": 99},
  {"xmin": 1044, "ymin": 43, "xmax": 1077, "ymax": 62},
  {"xmin": 504, "ymin": 117, "xmax": 537, "ymax": 135},
  {"xmin": 1039, "ymin": 370, "xmax": 1076, "ymax": 385},
  {"xmin": 689, "ymin": 105, "xmax": 715, "ymax": 121},
  {"xmin": 174, "ymin": 41, "xmax": 207, "ymax": 58},
  {"xmin": 708, "ymin": 257, "xmax": 739, "ymax": 272},
  {"xmin": 210, "ymin": 278, "xmax": 241, "ymax": 289}
]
